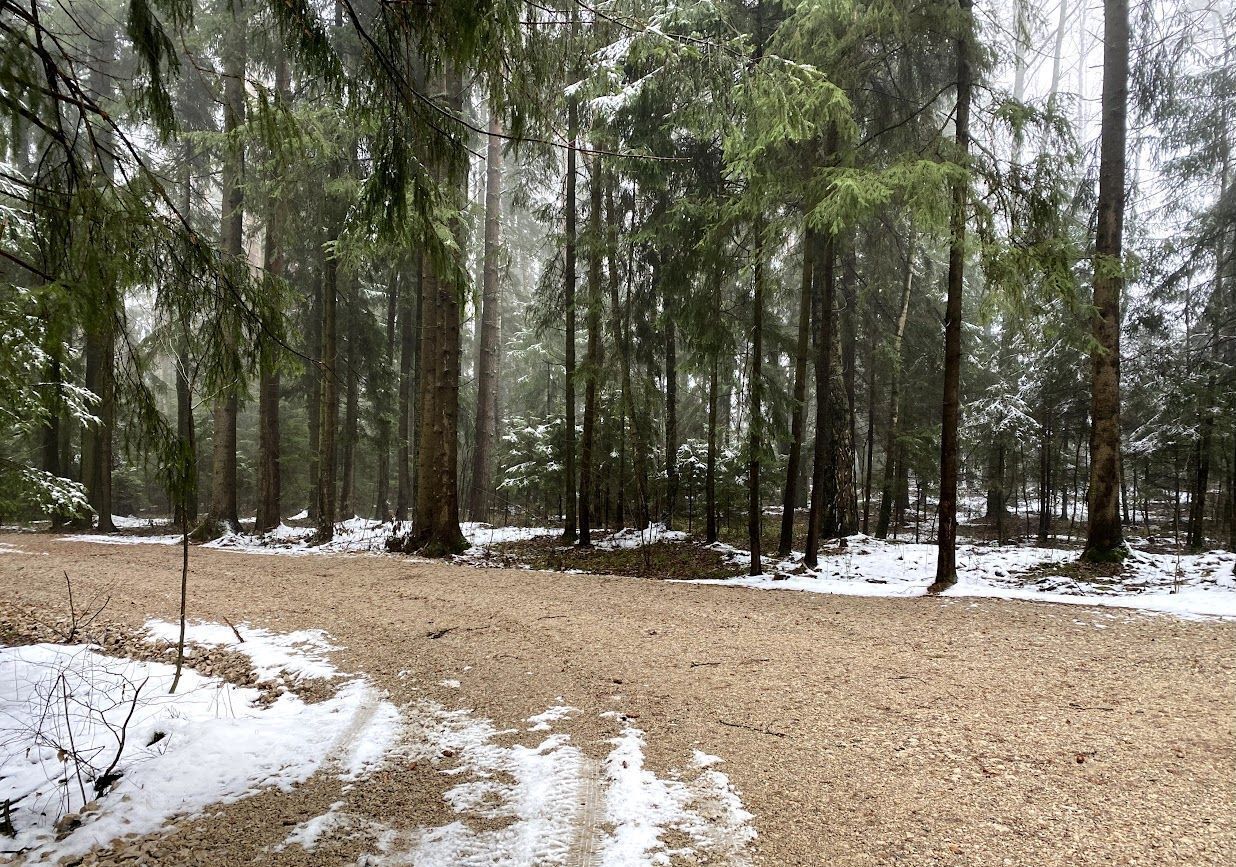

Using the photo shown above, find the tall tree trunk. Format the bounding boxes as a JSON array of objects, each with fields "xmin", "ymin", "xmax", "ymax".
[
  {"xmin": 861, "ymin": 325, "xmax": 876, "ymax": 535},
  {"xmin": 840, "ymin": 248, "xmax": 859, "ymax": 533},
  {"xmin": 174, "ymin": 142, "xmax": 198, "ymax": 527},
  {"xmin": 316, "ymin": 232, "xmax": 339, "ymax": 542},
  {"xmin": 704, "ymin": 266, "xmax": 722, "ymax": 544},
  {"xmin": 562, "ymin": 92, "xmax": 578, "ymax": 542},
  {"xmin": 707, "ymin": 355, "xmax": 719, "ymax": 544},
  {"xmin": 1186, "ymin": 405, "xmax": 1213, "ymax": 551},
  {"xmin": 306, "ymin": 272, "xmax": 323, "ymax": 521},
  {"xmin": 256, "ymin": 319, "xmax": 282, "ymax": 531},
  {"xmin": 405, "ymin": 69, "xmax": 468, "ymax": 556},
  {"xmin": 1082, "ymin": 0, "xmax": 1129, "ymax": 562},
  {"xmin": 613, "ymin": 248, "xmax": 649, "ymax": 529},
  {"xmin": 208, "ymin": 3, "xmax": 245, "ymax": 534},
  {"xmin": 468, "ymin": 113, "xmax": 503, "ymax": 523},
  {"xmin": 894, "ymin": 445, "xmax": 910, "ymax": 533},
  {"xmin": 930, "ymin": 0, "xmax": 973, "ymax": 592},
  {"xmin": 81, "ymin": 8, "xmax": 117, "ymax": 533},
  {"xmin": 1049, "ymin": 0, "xmax": 1070, "ymax": 102},
  {"xmin": 395, "ymin": 262, "xmax": 417, "ymax": 521},
  {"xmin": 780, "ymin": 226, "xmax": 814, "ymax": 555},
  {"xmin": 1058, "ymin": 425, "xmax": 1067, "ymax": 516},
  {"xmin": 175, "ymin": 325, "xmax": 197, "ymax": 525},
  {"xmin": 829, "ymin": 362, "xmax": 857, "ymax": 535},
  {"xmin": 992, "ymin": 444, "xmax": 1008, "ymax": 544},
  {"xmin": 664, "ymin": 315, "xmax": 679, "ymax": 530},
  {"xmin": 748, "ymin": 226, "xmax": 766, "ymax": 576},
  {"xmin": 42, "ymin": 353, "xmax": 63, "ymax": 525},
  {"xmin": 374, "ymin": 269, "xmax": 398, "ymax": 520},
  {"xmin": 578, "ymin": 158, "xmax": 604, "ymax": 545},
  {"xmin": 604, "ymin": 181, "xmax": 626, "ymax": 529},
  {"xmin": 338, "ymin": 277, "xmax": 360, "ymax": 519},
  {"xmin": 1037, "ymin": 409, "xmax": 1053, "ymax": 543},
  {"xmin": 256, "ymin": 52, "xmax": 288, "ymax": 533},
  {"xmin": 876, "ymin": 246, "xmax": 914, "ymax": 538},
  {"xmin": 805, "ymin": 230, "xmax": 836, "ymax": 566},
  {"xmin": 82, "ymin": 324, "xmax": 115, "ymax": 531}
]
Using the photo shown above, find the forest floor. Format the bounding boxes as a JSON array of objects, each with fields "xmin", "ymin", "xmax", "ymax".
[{"xmin": 1, "ymin": 531, "xmax": 1234, "ymax": 866}]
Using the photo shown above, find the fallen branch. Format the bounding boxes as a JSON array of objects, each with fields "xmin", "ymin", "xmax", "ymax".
[
  {"xmin": 717, "ymin": 718, "xmax": 788, "ymax": 738},
  {"xmin": 1067, "ymin": 702, "xmax": 1116, "ymax": 712},
  {"xmin": 426, "ymin": 625, "xmax": 490, "ymax": 640},
  {"xmin": 222, "ymin": 616, "xmax": 245, "ymax": 643}
]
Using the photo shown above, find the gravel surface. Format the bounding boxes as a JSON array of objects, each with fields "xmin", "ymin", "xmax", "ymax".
[{"xmin": 1, "ymin": 531, "xmax": 1233, "ymax": 866}]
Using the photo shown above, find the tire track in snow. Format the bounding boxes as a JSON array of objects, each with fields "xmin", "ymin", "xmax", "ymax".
[
  {"xmin": 565, "ymin": 756, "xmax": 604, "ymax": 867},
  {"xmin": 323, "ymin": 682, "xmax": 380, "ymax": 770}
]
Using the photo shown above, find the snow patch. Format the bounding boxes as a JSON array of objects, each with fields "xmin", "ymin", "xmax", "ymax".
[
  {"xmin": 0, "ymin": 640, "xmax": 399, "ymax": 863},
  {"xmin": 526, "ymin": 704, "xmax": 577, "ymax": 732},
  {"xmin": 59, "ymin": 533, "xmax": 183, "ymax": 546},
  {"xmin": 600, "ymin": 726, "xmax": 755, "ymax": 866},
  {"xmin": 276, "ymin": 800, "xmax": 349, "ymax": 851},
  {"xmin": 144, "ymin": 619, "xmax": 342, "ymax": 681},
  {"xmin": 203, "ymin": 518, "xmax": 393, "ymax": 557},
  {"xmin": 109, "ymin": 515, "xmax": 160, "ymax": 529},
  {"xmin": 687, "ymin": 535, "xmax": 1236, "ymax": 619},
  {"xmin": 353, "ymin": 703, "xmax": 755, "ymax": 866}
]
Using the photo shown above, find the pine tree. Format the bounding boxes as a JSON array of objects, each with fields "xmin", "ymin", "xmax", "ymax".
[
  {"xmin": 404, "ymin": 67, "xmax": 469, "ymax": 557},
  {"xmin": 205, "ymin": 0, "xmax": 248, "ymax": 536},
  {"xmin": 876, "ymin": 240, "xmax": 915, "ymax": 539},
  {"xmin": 578, "ymin": 157, "xmax": 604, "ymax": 545},
  {"xmin": 256, "ymin": 51, "xmax": 289, "ymax": 533},
  {"xmin": 562, "ymin": 78, "xmax": 579, "ymax": 543},
  {"xmin": 929, "ymin": 0, "xmax": 974, "ymax": 592},
  {"xmin": 468, "ymin": 113, "xmax": 504, "ymax": 524},
  {"xmin": 1081, "ymin": 0, "xmax": 1130, "ymax": 562},
  {"xmin": 779, "ymin": 226, "xmax": 813, "ymax": 555}
]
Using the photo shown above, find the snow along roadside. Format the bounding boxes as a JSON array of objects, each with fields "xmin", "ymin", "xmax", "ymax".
[
  {"xmin": 0, "ymin": 626, "xmax": 400, "ymax": 863},
  {"xmin": 689, "ymin": 535, "xmax": 1236, "ymax": 619}
]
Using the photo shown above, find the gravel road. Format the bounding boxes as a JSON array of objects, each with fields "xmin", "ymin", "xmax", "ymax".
[{"xmin": 1, "ymin": 532, "xmax": 1233, "ymax": 866}]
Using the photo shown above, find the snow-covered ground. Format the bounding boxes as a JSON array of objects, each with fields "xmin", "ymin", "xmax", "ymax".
[
  {"xmin": 454, "ymin": 522, "xmax": 690, "ymax": 567},
  {"xmin": 53, "ymin": 514, "xmax": 183, "ymax": 546},
  {"xmin": 109, "ymin": 515, "xmax": 165, "ymax": 530},
  {"xmin": 61, "ymin": 518, "xmax": 681, "ymax": 560},
  {"xmin": 284, "ymin": 698, "xmax": 755, "ymax": 866},
  {"xmin": 193, "ymin": 518, "xmax": 560, "ymax": 558},
  {"xmin": 58, "ymin": 533, "xmax": 183, "ymax": 546},
  {"xmin": 695, "ymin": 535, "xmax": 1236, "ymax": 619},
  {"xmin": 202, "ymin": 516, "xmax": 393, "ymax": 555},
  {"xmin": 143, "ymin": 619, "xmax": 343, "ymax": 682},
  {"xmin": 0, "ymin": 627, "xmax": 400, "ymax": 863},
  {"xmin": 1, "ymin": 619, "xmax": 756, "ymax": 865}
]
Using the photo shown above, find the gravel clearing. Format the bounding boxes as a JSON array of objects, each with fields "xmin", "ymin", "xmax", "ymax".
[{"xmin": 1, "ymin": 531, "xmax": 1233, "ymax": 866}]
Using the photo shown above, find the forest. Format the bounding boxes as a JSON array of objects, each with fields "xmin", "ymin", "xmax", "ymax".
[
  {"xmin": 1, "ymin": 2, "xmax": 1235, "ymax": 864},
  {"xmin": 1, "ymin": 0, "xmax": 1233, "ymax": 581}
]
